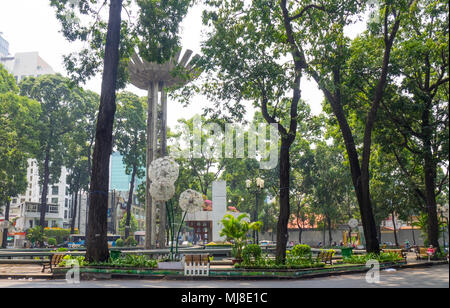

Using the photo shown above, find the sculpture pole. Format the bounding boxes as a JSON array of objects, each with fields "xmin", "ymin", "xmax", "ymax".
[{"xmin": 129, "ymin": 50, "xmax": 199, "ymax": 250}]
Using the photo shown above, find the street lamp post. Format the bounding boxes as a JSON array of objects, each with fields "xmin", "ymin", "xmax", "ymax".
[
  {"xmin": 438, "ymin": 204, "xmax": 449, "ymax": 251},
  {"xmin": 246, "ymin": 177, "xmax": 264, "ymax": 244}
]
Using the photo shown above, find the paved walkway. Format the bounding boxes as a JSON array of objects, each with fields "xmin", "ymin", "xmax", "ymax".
[
  {"xmin": 0, "ymin": 265, "xmax": 447, "ymax": 288},
  {"xmin": 0, "ymin": 252, "xmax": 446, "ymax": 278}
]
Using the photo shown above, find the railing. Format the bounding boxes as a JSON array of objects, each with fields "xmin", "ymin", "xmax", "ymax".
[{"xmin": 25, "ymin": 204, "xmax": 59, "ymax": 214}]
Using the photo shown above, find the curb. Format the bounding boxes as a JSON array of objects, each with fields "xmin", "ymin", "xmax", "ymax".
[{"xmin": 1, "ymin": 261, "xmax": 447, "ymax": 281}]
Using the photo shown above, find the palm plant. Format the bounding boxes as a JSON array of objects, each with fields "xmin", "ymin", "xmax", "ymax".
[{"xmin": 220, "ymin": 213, "xmax": 262, "ymax": 261}]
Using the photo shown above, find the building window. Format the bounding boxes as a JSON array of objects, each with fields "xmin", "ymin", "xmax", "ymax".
[
  {"xmin": 20, "ymin": 198, "xmax": 25, "ymax": 203},
  {"xmin": 65, "ymin": 198, "xmax": 68, "ymax": 207},
  {"xmin": 52, "ymin": 186, "xmax": 59, "ymax": 195},
  {"xmin": 51, "ymin": 198, "xmax": 58, "ymax": 204},
  {"xmin": 12, "ymin": 199, "xmax": 17, "ymax": 204},
  {"xmin": 29, "ymin": 220, "xmax": 33, "ymax": 228}
]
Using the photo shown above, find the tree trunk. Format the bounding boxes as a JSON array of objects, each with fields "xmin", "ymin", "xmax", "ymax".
[
  {"xmin": 327, "ymin": 216, "xmax": 332, "ymax": 247},
  {"xmin": 124, "ymin": 164, "xmax": 137, "ymax": 239},
  {"xmin": 70, "ymin": 187, "xmax": 79, "ymax": 234},
  {"xmin": 275, "ymin": 141, "xmax": 291, "ymax": 263},
  {"xmin": 39, "ymin": 142, "xmax": 52, "ymax": 233},
  {"xmin": 1, "ymin": 200, "xmax": 10, "ymax": 249},
  {"xmin": 158, "ymin": 84, "xmax": 168, "ymax": 249},
  {"xmin": 145, "ymin": 81, "xmax": 158, "ymax": 249},
  {"xmin": 422, "ymin": 98, "xmax": 440, "ymax": 253},
  {"xmin": 392, "ymin": 210, "xmax": 399, "ymax": 247},
  {"xmin": 85, "ymin": 138, "xmax": 94, "ymax": 236},
  {"xmin": 86, "ymin": 0, "xmax": 123, "ymax": 263}
]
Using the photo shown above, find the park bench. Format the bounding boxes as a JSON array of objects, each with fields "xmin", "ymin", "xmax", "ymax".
[
  {"xmin": 415, "ymin": 247, "xmax": 435, "ymax": 260},
  {"xmin": 41, "ymin": 253, "xmax": 65, "ymax": 273},
  {"xmin": 183, "ymin": 254, "xmax": 210, "ymax": 276},
  {"xmin": 316, "ymin": 250, "xmax": 334, "ymax": 265},
  {"xmin": 382, "ymin": 249, "xmax": 407, "ymax": 261}
]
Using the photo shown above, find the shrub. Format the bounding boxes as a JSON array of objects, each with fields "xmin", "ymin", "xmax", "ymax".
[
  {"xmin": 291, "ymin": 244, "xmax": 312, "ymax": 258},
  {"xmin": 44, "ymin": 229, "xmax": 70, "ymax": 244},
  {"xmin": 88, "ymin": 255, "xmax": 158, "ymax": 268},
  {"xmin": 26, "ymin": 226, "xmax": 45, "ymax": 245},
  {"xmin": 242, "ymin": 244, "xmax": 262, "ymax": 264},
  {"xmin": 124, "ymin": 236, "xmax": 137, "ymax": 247},
  {"xmin": 115, "ymin": 238, "xmax": 124, "ymax": 247},
  {"xmin": 343, "ymin": 252, "xmax": 403, "ymax": 264},
  {"xmin": 58, "ymin": 255, "xmax": 86, "ymax": 267},
  {"xmin": 47, "ymin": 238, "xmax": 57, "ymax": 246}
]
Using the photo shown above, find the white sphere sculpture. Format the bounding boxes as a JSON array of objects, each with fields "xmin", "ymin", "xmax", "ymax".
[
  {"xmin": 150, "ymin": 180, "xmax": 176, "ymax": 201},
  {"xmin": 179, "ymin": 189, "xmax": 204, "ymax": 213},
  {"xmin": 148, "ymin": 156, "xmax": 179, "ymax": 184}
]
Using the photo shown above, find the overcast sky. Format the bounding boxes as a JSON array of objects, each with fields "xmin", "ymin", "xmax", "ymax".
[{"xmin": 0, "ymin": 0, "xmax": 368, "ymax": 129}]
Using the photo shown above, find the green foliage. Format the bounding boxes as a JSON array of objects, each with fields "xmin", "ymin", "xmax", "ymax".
[
  {"xmin": 49, "ymin": 0, "xmax": 194, "ymax": 86},
  {"xmin": 291, "ymin": 244, "xmax": 312, "ymax": 259},
  {"xmin": 26, "ymin": 227, "xmax": 45, "ymax": 245},
  {"xmin": 58, "ymin": 255, "xmax": 87, "ymax": 267},
  {"xmin": 220, "ymin": 213, "xmax": 262, "ymax": 259},
  {"xmin": 115, "ymin": 238, "xmax": 124, "ymax": 247},
  {"xmin": 44, "ymin": 229, "xmax": 71, "ymax": 244},
  {"xmin": 124, "ymin": 236, "xmax": 138, "ymax": 247},
  {"xmin": 119, "ymin": 213, "xmax": 139, "ymax": 237},
  {"xmin": 47, "ymin": 238, "xmax": 57, "ymax": 246},
  {"xmin": 343, "ymin": 252, "xmax": 403, "ymax": 264},
  {"xmin": 88, "ymin": 254, "xmax": 158, "ymax": 268},
  {"xmin": 242, "ymin": 244, "xmax": 262, "ymax": 264},
  {"xmin": 236, "ymin": 252, "xmax": 326, "ymax": 270},
  {"xmin": 0, "ymin": 65, "xmax": 41, "ymax": 205}
]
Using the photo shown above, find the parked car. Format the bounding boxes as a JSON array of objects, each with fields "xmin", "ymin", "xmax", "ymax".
[{"xmin": 56, "ymin": 241, "xmax": 69, "ymax": 248}]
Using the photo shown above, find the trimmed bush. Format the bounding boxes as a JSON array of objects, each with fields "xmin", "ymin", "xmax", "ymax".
[
  {"xmin": 44, "ymin": 229, "xmax": 71, "ymax": 244},
  {"xmin": 242, "ymin": 244, "xmax": 262, "ymax": 264},
  {"xmin": 124, "ymin": 236, "xmax": 137, "ymax": 247},
  {"xmin": 115, "ymin": 238, "xmax": 124, "ymax": 247},
  {"xmin": 47, "ymin": 238, "xmax": 57, "ymax": 246},
  {"xmin": 291, "ymin": 244, "xmax": 312, "ymax": 258}
]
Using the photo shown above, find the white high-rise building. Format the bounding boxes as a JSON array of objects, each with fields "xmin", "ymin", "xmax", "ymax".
[
  {"xmin": 0, "ymin": 33, "xmax": 55, "ymax": 82},
  {"xmin": 11, "ymin": 159, "xmax": 73, "ymax": 231},
  {"xmin": 9, "ymin": 52, "xmax": 55, "ymax": 83},
  {"xmin": 0, "ymin": 32, "xmax": 10, "ymax": 57}
]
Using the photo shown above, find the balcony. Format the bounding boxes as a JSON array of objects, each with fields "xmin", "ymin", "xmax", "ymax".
[{"xmin": 22, "ymin": 202, "xmax": 59, "ymax": 218}]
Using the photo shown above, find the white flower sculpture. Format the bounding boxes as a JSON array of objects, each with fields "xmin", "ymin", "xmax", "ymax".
[
  {"xmin": 148, "ymin": 156, "xmax": 179, "ymax": 184},
  {"xmin": 150, "ymin": 180, "xmax": 175, "ymax": 201},
  {"xmin": 179, "ymin": 189, "xmax": 204, "ymax": 213}
]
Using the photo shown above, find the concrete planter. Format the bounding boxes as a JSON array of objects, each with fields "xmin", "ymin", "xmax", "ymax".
[{"xmin": 157, "ymin": 261, "xmax": 184, "ymax": 270}]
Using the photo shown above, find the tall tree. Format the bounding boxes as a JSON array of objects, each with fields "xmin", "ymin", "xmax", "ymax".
[
  {"xmin": 0, "ymin": 65, "xmax": 41, "ymax": 248},
  {"xmin": 114, "ymin": 92, "xmax": 146, "ymax": 239},
  {"xmin": 287, "ymin": 0, "xmax": 415, "ymax": 253},
  {"xmin": 191, "ymin": 0, "xmax": 313, "ymax": 263},
  {"xmin": 375, "ymin": 0, "xmax": 449, "ymax": 252},
  {"xmin": 51, "ymin": 0, "xmax": 193, "ymax": 262},
  {"xmin": 19, "ymin": 74, "xmax": 82, "ymax": 234},
  {"xmin": 65, "ymin": 90, "xmax": 99, "ymax": 235}
]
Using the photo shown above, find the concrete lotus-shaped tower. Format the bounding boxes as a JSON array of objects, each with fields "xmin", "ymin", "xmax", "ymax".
[{"xmin": 128, "ymin": 50, "xmax": 200, "ymax": 249}]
